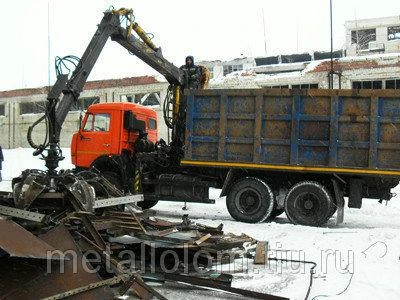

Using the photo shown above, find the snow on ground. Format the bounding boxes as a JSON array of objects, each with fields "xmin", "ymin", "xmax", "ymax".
[
  {"xmin": 1, "ymin": 148, "xmax": 400, "ymax": 300},
  {"xmin": 0, "ymin": 147, "xmax": 73, "ymax": 191}
]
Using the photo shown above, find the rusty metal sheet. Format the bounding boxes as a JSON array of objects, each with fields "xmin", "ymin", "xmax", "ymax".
[
  {"xmin": 3, "ymin": 225, "xmax": 114, "ymax": 300},
  {"xmin": 0, "ymin": 218, "xmax": 57, "ymax": 259},
  {"xmin": 0, "ymin": 258, "xmax": 48, "ymax": 296}
]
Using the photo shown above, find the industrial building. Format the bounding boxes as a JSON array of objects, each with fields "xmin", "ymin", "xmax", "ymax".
[
  {"xmin": 0, "ymin": 76, "xmax": 169, "ymax": 148},
  {"xmin": 345, "ymin": 15, "xmax": 400, "ymax": 56},
  {"xmin": 211, "ymin": 53, "xmax": 400, "ymax": 90},
  {"xmin": 200, "ymin": 15, "xmax": 400, "ymax": 78}
]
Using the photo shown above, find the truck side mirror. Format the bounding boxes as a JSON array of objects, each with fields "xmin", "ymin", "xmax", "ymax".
[
  {"xmin": 124, "ymin": 110, "xmax": 146, "ymax": 132},
  {"xmin": 79, "ymin": 111, "xmax": 84, "ymax": 129}
]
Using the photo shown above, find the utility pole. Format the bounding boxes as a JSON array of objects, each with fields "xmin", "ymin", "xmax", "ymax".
[
  {"xmin": 262, "ymin": 8, "xmax": 267, "ymax": 56},
  {"xmin": 329, "ymin": 0, "xmax": 334, "ymax": 89}
]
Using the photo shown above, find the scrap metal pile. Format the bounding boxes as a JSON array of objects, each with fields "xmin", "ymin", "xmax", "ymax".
[{"xmin": 0, "ymin": 173, "xmax": 288, "ymax": 300}]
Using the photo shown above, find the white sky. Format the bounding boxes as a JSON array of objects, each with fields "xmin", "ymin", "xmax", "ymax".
[{"xmin": 0, "ymin": 0, "xmax": 399, "ymax": 91}]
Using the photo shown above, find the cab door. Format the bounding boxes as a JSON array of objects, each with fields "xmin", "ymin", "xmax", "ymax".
[{"xmin": 76, "ymin": 112, "xmax": 113, "ymax": 168}]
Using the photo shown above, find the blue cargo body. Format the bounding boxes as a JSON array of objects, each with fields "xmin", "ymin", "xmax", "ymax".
[{"xmin": 181, "ymin": 89, "xmax": 400, "ymax": 177}]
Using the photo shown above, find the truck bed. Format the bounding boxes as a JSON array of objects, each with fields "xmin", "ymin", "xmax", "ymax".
[{"xmin": 181, "ymin": 89, "xmax": 400, "ymax": 177}]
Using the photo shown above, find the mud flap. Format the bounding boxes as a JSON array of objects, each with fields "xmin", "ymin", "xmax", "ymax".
[{"xmin": 332, "ymin": 179, "xmax": 345, "ymax": 225}]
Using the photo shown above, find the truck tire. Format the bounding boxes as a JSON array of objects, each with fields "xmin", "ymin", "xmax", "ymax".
[
  {"xmin": 328, "ymin": 203, "xmax": 337, "ymax": 218},
  {"xmin": 284, "ymin": 181, "xmax": 334, "ymax": 226},
  {"xmin": 226, "ymin": 177, "xmax": 274, "ymax": 223}
]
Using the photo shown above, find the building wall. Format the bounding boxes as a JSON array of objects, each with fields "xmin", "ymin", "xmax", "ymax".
[
  {"xmin": 345, "ymin": 16, "xmax": 400, "ymax": 56},
  {"xmin": 0, "ymin": 80, "xmax": 170, "ymax": 149},
  {"xmin": 198, "ymin": 57, "xmax": 256, "ymax": 78}
]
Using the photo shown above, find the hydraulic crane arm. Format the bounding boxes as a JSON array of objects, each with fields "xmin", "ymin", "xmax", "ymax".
[
  {"xmin": 111, "ymin": 28, "xmax": 182, "ymax": 86},
  {"xmin": 29, "ymin": 9, "xmax": 184, "ymax": 174},
  {"xmin": 55, "ymin": 11, "xmax": 183, "ymax": 139},
  {"xmin": 54, "ymin": 12, "xmax": 120, "ymax": 139}
]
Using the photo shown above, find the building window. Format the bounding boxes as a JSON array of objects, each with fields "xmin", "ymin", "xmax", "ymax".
[
  {"xmin": 223, "ymin": 64, "xmax": 243, "ymax": 76},
  {"xmin": 352, "ymin": 79, "xmax": 400, "ymax": 90},
  {"xmin": 0, "ymin": 104, "xmax": 5, "ymax": 116},
  {"xmin": 352, "ymin": 80, "xmax": 383, "ymax": 89},
  {"xmin": 291, "ymin": 83, "xmax": 319, "ymax": 89},
  {"xmin": 121, "ymin": 94, "xmax": 134, "ymax": 102},
  {"xmin": 148, "ymin": 118, "xmax": 157, "ymax": 130},
  {"xmin": 385, "ymin": 79, "xmax": 400, "ymax": 89},
  {"xmin": 83, "ymin": 113, "xmax": 110, "ymax": 132},
  {"xmin": 266, "ymin": 85, "xmax": 290, "ymax": 89},
  {"xmin": 20, "ymin": 101, "xmax": 45, "ymax": 115},
  {"xmin": 137, "ymin": 92, "xmax": 161, "ymax": 106},
  {"xmin": 303, "ymin": 83, "xmax": 318, "ymax": 89},
  {"xmin": 351, "ymin": 28, "xmax": 376, "ymax": 49},
  {"xmin": 121, "ymin": 92, "xmax": 160, "ymax": 106},
  {"xmin": 71, "ymin": 97, "xmax": 99, "ymax": 111},
  {"xmin": 388, "ymin": 26, "xmax": 400, "ymax": 41},
  {"xmin": 208, "ymin": 66, "xmax": 214, "ymax": 79}
]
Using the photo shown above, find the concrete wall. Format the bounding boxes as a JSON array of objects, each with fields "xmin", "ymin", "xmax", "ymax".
[{"xmin": 0, "ymin": 81, "xmax": 170, "ymax": 149}]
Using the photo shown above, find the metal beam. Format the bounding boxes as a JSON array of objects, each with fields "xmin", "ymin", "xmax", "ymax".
[
  {"xmin": 0, "ymin": 205, "xmax": 47, "ymax": 222},
  {"xmin": 93, "ymin": 194, "xmax": 144, "ymax": 208},
  {"xmin": 111, "ymin": 27, "xmax": 183, "ymax": 86}
]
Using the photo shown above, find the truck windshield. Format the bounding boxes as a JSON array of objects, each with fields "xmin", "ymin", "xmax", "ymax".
[{"xmin": 83, "ymin": 113, "xmax": 110, "ymax": 132}]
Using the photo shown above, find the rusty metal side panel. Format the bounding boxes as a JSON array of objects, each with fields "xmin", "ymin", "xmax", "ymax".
[
  {"xmin": 184, "ymin": 89, "xmax": 400, "ymax": 173},
  {"xmin": 377, "ymin": 96, "xmax": 400, "ymax": 169}
]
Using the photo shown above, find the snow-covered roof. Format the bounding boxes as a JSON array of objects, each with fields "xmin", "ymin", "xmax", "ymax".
[{"xmin": 210, "ymin": 52, "xmax": 400, "ymax": 88}]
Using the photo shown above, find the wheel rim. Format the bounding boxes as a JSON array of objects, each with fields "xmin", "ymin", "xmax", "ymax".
[
  {"xmin": 235, "ymin": 187, "xmax": 262, "ymax": 215},
  {"xmin": 295, "ymin": 192, "xmax": 321, "ymax": 217}
]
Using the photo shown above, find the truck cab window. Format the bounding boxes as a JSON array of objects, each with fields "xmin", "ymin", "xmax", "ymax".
[
  {"xmin": 149, "ymin": 118, "xmax": 157, "ymax": 130},
  {"xmin": 83, "ymin": 113, "xmax": 110, "ymax": 132}
]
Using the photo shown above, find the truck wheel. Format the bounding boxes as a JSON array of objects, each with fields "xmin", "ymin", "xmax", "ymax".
[
  {"xmin": 137, "ymin": 200, "xmax": 158, "ymax": 210},
  {"xmin": 328, "ymin": 203, "xmax": 337, "ymax": 218},
  {"xmin": 226, "ymin": 177, "xmax": 274, "ymax": 223},
  {"xmin": 284, "ymin": 181, "xmax": 333, "ymax": 226}
]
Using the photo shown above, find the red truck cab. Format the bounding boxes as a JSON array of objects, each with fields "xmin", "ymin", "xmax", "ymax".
[{"xmin": 71, "ymin": 102, "xmax": 158, "ymax": 169}]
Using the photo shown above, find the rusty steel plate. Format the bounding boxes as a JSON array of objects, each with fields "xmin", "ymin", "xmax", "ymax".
[
  {"xmin": 0, "ymin": 218, "xmax": 57, "ymax": 259},
  {"xmin": 3, "ymin": 225, "xmax": 114, "ymax": 300}
]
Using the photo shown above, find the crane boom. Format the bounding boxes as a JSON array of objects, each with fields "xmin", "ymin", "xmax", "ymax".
[{"xmin": 29, "ymin": 9, "xmax": 184, "ymax": 173}]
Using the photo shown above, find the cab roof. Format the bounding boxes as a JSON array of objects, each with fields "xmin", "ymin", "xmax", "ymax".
[{"xmin": 87, "ymin": 102, "xmax": 157, "ymax": 117}]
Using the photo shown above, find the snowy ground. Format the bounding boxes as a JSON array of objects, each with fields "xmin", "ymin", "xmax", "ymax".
[{"xmin": 1, "ymin": 148, "xmax": 399, "ymax": 300}]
